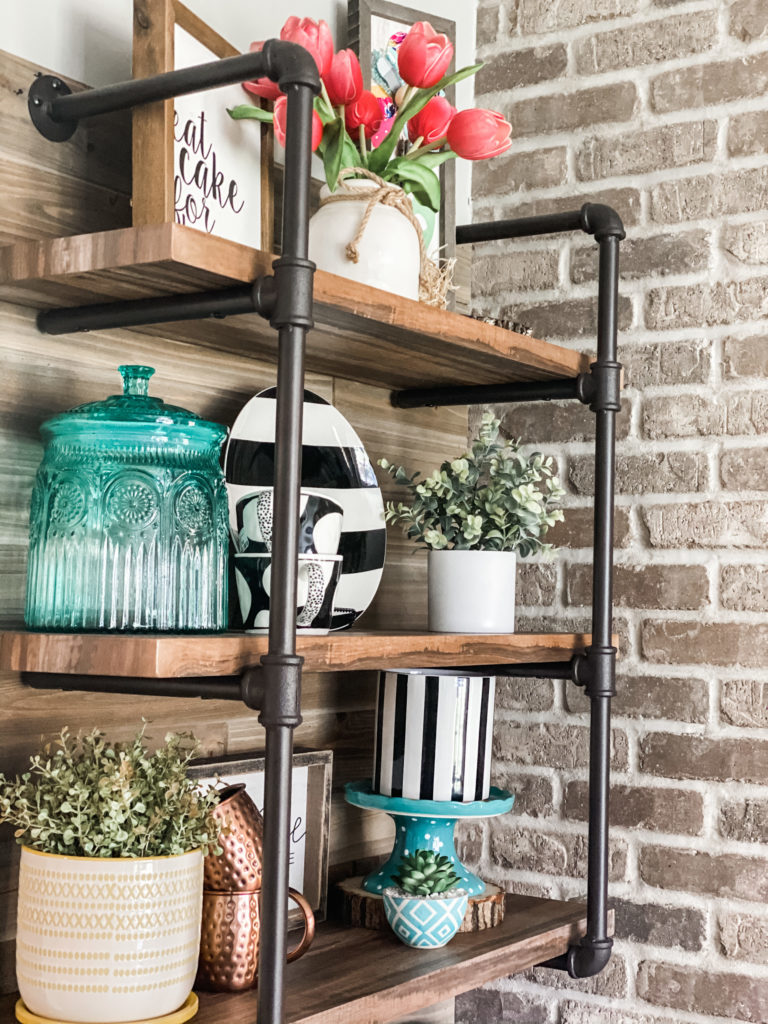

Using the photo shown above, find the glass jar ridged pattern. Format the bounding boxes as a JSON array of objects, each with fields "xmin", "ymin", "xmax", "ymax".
[{"xmin": 25, "ymin": 367, "xmax": 229, "ymax": 632}]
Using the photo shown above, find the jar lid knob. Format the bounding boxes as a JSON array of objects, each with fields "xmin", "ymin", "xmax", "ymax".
[{"xmin": 119, "ymin": 365, "xmax": 155, "ymax": 397}]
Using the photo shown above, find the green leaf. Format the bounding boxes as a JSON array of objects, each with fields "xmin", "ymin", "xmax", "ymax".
[
  {"xmin": 384, "ymin": 159, "xmax": 442, "ymax": 211},
  {"xmin": 318, "ymin": 117, "xmax": 361, "ymax": 191},
  {"xmin": 227, "ymin": 104, "xmax": 274, "ymax": 123},
  {"xmin": 319, "ymin": 119, "xmax": 346, "ymax": 191},
  {"xmin": 315, "ymin": 93, "xmax": 335, "ymax": 124},
  {"xmin": 409, "ymin": 149, "xmax": 458, "ymax": 171}
]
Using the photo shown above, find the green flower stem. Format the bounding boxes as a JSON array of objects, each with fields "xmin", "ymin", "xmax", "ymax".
[
  {"xmin": 404, "ymin": 138, "xmax": 448, "ymax": 160},
  {"xmin": 320, "ymin": 80, "xmax": 334, "ymax": 113},
  {"xmin": 359, "ymin": 125, "xmax": 369, "ymax": 167}
]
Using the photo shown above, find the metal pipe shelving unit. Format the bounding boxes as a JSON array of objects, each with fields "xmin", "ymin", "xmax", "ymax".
[{"xmin": 24, "ymin": 39, "xmax": 622, "ymax": 1021}]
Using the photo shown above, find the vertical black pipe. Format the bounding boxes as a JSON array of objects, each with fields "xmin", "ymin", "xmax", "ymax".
[
  {"xmin": 258, "ymin": 80, "xmax": 315, "ymax": 1024},
  {"xmin": 585, "ymin": 234, "xmax": 620, "ymax": 951}
]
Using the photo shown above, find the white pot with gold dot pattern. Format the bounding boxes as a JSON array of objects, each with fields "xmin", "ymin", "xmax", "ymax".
[{"xmin": 16, "ymin": 846, "xmax": 203, "ymax": 1024}]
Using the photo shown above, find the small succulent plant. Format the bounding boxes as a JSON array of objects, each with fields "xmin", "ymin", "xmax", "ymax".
[{"xmin": 393, "ymin": 850, "xmax": 462, "ymax": 896}]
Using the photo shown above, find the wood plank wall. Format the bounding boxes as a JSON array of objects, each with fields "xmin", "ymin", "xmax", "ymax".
[{"xmin": 0, "ymin": 49, "xmax": 468, "ymax": 991}]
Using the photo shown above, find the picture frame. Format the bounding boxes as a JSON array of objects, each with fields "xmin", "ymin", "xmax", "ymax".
[
  {"xmin": 347, "ymin": 0, "xmax": 457, "ymax": 276},
  {"xmin": 188, "ymin": 749, "xmax": 332, "ymax": 924},
  {"xmin": 132, "ymin": 0, "xmax": 274, "ymax": 250}
]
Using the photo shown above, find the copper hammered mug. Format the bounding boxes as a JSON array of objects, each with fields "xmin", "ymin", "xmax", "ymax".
[{"xmin": 196, "ymin": 783, "xmax": 315, "ymax": 992}]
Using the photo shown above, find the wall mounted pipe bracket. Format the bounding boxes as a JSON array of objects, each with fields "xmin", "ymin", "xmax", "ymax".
[
  {"xmin": 36, "ymin": 274, "xmax": 278, "ymax": 336},
  {"xmin": 28, "ymin": 39, "xmax": 319, "ymax": 143}
]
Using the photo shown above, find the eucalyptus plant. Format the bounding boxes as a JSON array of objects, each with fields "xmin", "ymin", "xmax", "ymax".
[
  {"xmin": 0, "ymin": 726, "xmax": 221, "ymax": 858},
  {"xmin": 378, "ymin": 411, "xmax": 565, "ymax": 555}
]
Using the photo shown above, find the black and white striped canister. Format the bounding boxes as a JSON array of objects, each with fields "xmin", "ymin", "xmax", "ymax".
[{"xmin": 373, "ymin": 670, "xmax": 496, "ymax": 803}]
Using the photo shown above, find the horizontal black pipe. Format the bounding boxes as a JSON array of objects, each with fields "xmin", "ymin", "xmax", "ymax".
[
  {"xmin": 36, "ymin": 273, "xmax": 279, "ymax": 335},
  {"xmin": 432, "ymin": 659, "xmax": 581, "ymax": 680},
  {"xmin": 36, "ymin": 283, "xmax": 266, "ymax": 335},
  {"xmin": 22, "ymin": 672, "xmax": 243, "ymax": 700},
  {"xmin": 457, "ymin": 210, "xmax": 584, "ymax": 244},
  {"xmin": 46, "ymin": 41, "xmax": 317, "ymax": 125},
  {"xmin": 456, "ymin": 203, "xmax": 625, "ymax": 246},
  {"xmin": 391, "ymin": 375, "xmax": 582, "ymax": 409}
]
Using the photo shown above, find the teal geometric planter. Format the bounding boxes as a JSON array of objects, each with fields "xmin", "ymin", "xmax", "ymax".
[{"xmin": 383, "ymin": 888, "xmax": 469, "ymax": 948}]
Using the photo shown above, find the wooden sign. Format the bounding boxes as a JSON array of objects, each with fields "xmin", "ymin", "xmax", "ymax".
[
  {"xmin": 132, "ymin": 0, "xmax": 273, "ymax": 250},
  {"xmin": 188, "ymin": 749, "xmax": 332, "ymax": 922}
]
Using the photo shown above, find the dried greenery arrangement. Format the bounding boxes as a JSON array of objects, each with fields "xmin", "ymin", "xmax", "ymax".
[
  {"xmin": 378, "ymin": 411, "xmax": 565, "ymax": 555},
  {"xmin": 0, "ymin": 726, "xmax": 221, "ymax": 858}
]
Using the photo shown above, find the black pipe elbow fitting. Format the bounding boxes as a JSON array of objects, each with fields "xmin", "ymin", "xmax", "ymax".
[
  {"xmin": 566, "ymin": 937, "xmax": 614, "ymax": 978},
  {"xmin": 262, "ymin": 39, "xmax": 321, "ymax": 95},
  {"xmin": 580, "ymin": 203, "xmax": 625, "ymax": 242}
]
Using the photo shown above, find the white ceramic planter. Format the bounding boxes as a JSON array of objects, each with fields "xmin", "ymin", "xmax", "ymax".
[
  {"xmin": 16, "ymin": 846, "xmax": 203, "ymax": 1023},
  {"xmin": 428, "ymin": 549, "xmax": 516, "ymax": 633},
  {"xmin": 308, "ymin": 181, "xmax": 421, "ymax": 300}
]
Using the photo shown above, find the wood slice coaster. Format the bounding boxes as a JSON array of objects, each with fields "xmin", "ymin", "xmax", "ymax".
[{"xmin": 337, "ymin": 876, "xmax": 506, "ymax": 933}]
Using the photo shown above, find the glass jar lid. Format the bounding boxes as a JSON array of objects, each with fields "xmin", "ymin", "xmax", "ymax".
[{"xmin": 40, "ymin": 365, "xmax": 227, "ymax": 450}]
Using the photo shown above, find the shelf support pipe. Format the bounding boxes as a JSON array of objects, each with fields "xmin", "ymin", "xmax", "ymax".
[
  {"xmin": 400, "ymin": 203, "xmax": 623, "ymax": 979},
  {"xmin": 255, "ymin": 76, "xmax": 318, "ymax": 1024}
]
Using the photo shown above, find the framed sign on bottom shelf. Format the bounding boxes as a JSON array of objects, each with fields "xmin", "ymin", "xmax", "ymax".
[{"xmin": 189, "ymin": 749, "xmax": 332, "ymax": 923}]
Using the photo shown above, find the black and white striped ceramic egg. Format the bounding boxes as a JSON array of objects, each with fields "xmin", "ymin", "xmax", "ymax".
[
  {"xmin": 224, "ymin": 388, "xmax": 386, "ymax": 630},
  {"xmin": 373, "ymin": 670, "xmax": 496, "ymax": 803}
]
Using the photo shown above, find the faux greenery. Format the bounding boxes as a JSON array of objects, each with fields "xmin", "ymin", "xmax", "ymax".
[
  {"xmin": 378, "ymin": 411, "xmax": 565, "ymax": 555},
  {"xmin": 0, "ymin": 726, "xmax": 221, "ymax": 858},
  {"xmin": 393, "ymin": 850, "xmax": 462, "ymax": 896}
]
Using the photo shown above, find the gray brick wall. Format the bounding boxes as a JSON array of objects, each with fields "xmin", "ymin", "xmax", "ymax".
[{"xmin": 460, "ymin": 1, "xmax": 768, "ymax": 1021}]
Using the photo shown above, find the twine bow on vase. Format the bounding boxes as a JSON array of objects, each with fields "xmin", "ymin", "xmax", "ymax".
[{"xmin": 311, "ymin": 168, "xmax": 454, "ymax": 308}]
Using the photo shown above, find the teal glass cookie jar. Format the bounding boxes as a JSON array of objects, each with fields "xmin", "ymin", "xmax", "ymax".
[{"xmin": 25, "ymin": 366, "xmax": 229, "ymax": 631}]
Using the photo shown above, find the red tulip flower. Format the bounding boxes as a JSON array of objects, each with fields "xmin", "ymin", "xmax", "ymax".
[
  {"xmin": 325, "ymin": 49, "xmax": 364, "ymax": 107},
  {"xmin": 273, "ymin": 96, "xmax": 323, "ymax": 152},
  {"xmin": 280, "ymin": 16, "xmax": 334, "ymax": 78},
  {"xmin": 345, "ymin": 90, "xmax": 382, "ymax": 140},
  {"xmin": 398, "ymin": 21, "xmax": 454, "ymax": 89},
  {"xmin": 446, "ymin": 108, "xmax": 512, "ymax": 160},
  {"xmin": 242, "ymin": 41, "xmax": 283, "ymax": 103},
  {"xmin": 407, "ymin": 95, "xmax": 455, "ymax": 148}
]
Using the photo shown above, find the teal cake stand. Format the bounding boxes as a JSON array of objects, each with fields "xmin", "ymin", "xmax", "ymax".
[{"xmin": 345, "ymin": 780, "xmax": 515, "ymax": 897}]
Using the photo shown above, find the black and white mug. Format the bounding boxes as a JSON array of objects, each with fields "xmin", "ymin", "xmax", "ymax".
[
  {"xmin": 235, "ymin": 489, "xmax": 343, "ymax": 557},
  {"xmin": 234, "ymin": 553, "xmax": 343, "ymax": 633}
]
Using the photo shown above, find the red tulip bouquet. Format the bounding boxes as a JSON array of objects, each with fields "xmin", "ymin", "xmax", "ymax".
[{"xmin": 228, "ymin": 16, "xmax": 512, "ymax": 216}]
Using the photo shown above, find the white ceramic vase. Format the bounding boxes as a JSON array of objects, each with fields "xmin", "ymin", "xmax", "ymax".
[
  {"xmin": 428, "ymin": 549, "xmax": 516, "ymax": 633},
  {"xmin": 16, "ymin": 846, "xmax": 203, "ymax": 1023},
  {"xmin": 308, "ymin": 181, "xmax": 421, "ymax": 300}
]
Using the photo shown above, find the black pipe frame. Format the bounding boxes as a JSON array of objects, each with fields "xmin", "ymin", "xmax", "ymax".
[
  {"xmin": 23, "ymin": 34, "xmax": 621, "ymax": 1002},
  {"xmin": 392, "ymin": 202, "xmax": 623, "ymax": 979}
]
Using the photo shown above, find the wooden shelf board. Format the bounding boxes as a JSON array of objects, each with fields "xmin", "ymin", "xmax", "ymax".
[
  {"xmin": 0, "ymin": 224, "xmax": 590, "ymax": 390},
  {"xmin": 0, "ymin": 895, "xmax": 600, "ymax": 1024},
  {"xmin": 0, "ymin": 629, "xmax": 599, "ymax": 678}
]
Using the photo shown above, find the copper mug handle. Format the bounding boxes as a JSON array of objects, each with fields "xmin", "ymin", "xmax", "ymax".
[{"xmin": 287, "ymin": 888, "xmax": 315, "ymax": 962}]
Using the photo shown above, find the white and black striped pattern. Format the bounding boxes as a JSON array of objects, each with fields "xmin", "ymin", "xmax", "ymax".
[
  {"xmin": 224, "ymin": 388, "xmax": 386, "ymax": 629},
  {"xmin": 373, "ymin": 671, "xmax": 496, "ymax": 803}
]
